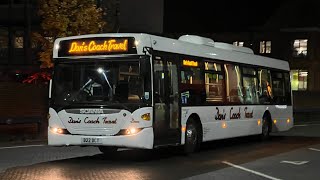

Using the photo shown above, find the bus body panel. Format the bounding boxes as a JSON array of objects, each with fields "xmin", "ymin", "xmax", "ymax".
[{"xmin": 181, "ymin": 105, "xmax": 293, "ymax": 143}]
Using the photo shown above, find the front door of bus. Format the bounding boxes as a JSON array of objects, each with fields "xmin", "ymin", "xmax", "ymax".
[{"xmin": 153, "ymin": 54, "xmax": 180, "ymax": 146}]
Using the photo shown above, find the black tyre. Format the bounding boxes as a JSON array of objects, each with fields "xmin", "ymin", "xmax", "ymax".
[
  {"xmin": 260, "ymin": 117, "xmax": 271, "ymax": 140},
  {"xmin": 98, "ymin": 146, "xmax": 118, "ymax": 154},
  {"xmin": 184, "ymin": 118, "xmax": 201, "ymax": 154}
]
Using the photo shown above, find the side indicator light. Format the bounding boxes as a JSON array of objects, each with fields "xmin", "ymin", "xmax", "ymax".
[
  {"xmin": 257, "ymin": 119, "xmax": 261, "ymax": 126},
  {"xmin": 287, "ymin": 119, "xmax": 290, "ymax": 123},
  {"xmin": 222, "ymin": 122, "xmax": 227, "ymax": 129},
  {"xmin": 141, "ymin": 113, "xmax": 151, "ymax": 121},
  {"xmin": 274, "ymin": 119, "xmax": 277, "ymax": 124}
]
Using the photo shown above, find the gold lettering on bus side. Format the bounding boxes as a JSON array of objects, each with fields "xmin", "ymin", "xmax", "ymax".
[{"xmin": 68, "ymin": 39, "xmax": 128, "ymax": 54}]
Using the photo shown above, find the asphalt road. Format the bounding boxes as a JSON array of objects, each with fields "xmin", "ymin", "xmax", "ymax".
[{"xmin": 0, "ymin": 124, "xmax": 320, "ymax": 180}]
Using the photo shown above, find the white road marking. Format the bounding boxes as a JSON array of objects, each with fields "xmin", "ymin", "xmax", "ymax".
[
  {"xmin": 0, "ymin": 144, "xmax": 45, "ymax": 150},
  {"xmin": 309, "ymin": 148, "xmax": 320, "ymax": 152},
  {"xmin": 222, "ymin": 161, "xmax": 282, "ymax": 180},
  {"xmin": 294, "ymin": 124, "xmax": 320, "ymax": 127},
  {"xmin": 294, "ymin": 125, "xmax": 308, "ymax": 127},
  {"xmin": 280, "ymin": 161, "xmax": 309, "ymax": 165}
]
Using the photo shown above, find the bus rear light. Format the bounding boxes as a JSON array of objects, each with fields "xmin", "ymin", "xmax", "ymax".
[{"xmin": 141, "ymin": 113, "xmax": 151, "ymax": 121}]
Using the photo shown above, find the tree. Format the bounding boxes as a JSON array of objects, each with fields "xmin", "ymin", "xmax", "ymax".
[{"xmin": 35, "ymin": 0, "xmax": 106, "ymax": 68}]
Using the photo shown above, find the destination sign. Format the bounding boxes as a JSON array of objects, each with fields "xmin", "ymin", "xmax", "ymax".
[{"xmin": 58, "ymin": 37, "xmax": 137, "ymax": 57}]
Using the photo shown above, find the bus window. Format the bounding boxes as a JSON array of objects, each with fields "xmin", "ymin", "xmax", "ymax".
[
  {"xmin": 180, "ymin": 59, "xmax": 204, "ymax": 105},
  {"xmin": 284, "ymin": 72, "xmax": 292, "ymax": 105},
  {"xmin": 258, "ymin": 69, "xmax": 272, "ymax": 104},
  {"xmin": 242, "ymin": 67, "xmax": 259, "ymax": 104},
  {"xmin": 271, "ymin": 72, "xmax": 286, "ymax": 104},
  {"xmin": 224, "ymin": 64, "xmax": 243, "ymax": 104},
  {"xmin": 205, "ymin": 62, "xmax": 224, "ymax": 103}
]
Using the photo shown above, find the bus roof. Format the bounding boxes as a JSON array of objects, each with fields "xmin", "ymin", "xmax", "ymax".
[{"xmin": 53, "ymin": 33, "xmax": 290, "ymax": 71}]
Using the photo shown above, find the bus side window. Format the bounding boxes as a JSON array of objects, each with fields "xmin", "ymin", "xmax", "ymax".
[
  {"xmin": 258, "ymin": 69, "xmax": 272, "ymax": 104},
  {"xmin": 224, "ymin": 64, "xmax": 244, "ymax": 104},
  {"xmin": 284, "ymin": 72, "xmax": 292, "ymax": 105},
  {"xmin": 271, "ymin": 72, "xmax": 285, "ymax": 104},
  {"xmin": 180, "ymin": 60, "xmax": 205, "ymax": 105}
]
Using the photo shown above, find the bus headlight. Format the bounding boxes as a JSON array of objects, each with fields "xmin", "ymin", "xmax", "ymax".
[
  {"xmin": 50, "ymin": 127, "xmax": 70, "ymax": 134},
  {"xmin": 126, "ymin": 128, "xmax": 138, "ymax": 135}
]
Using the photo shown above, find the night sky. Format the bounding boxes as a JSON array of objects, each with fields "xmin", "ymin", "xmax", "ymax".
[{"xmin": 164, "ymin": 0, "xmax": 287, "ymax": 33}]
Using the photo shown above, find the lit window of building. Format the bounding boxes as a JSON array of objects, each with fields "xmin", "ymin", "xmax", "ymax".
[
  {"xmin": 14, "ymin": 37, "xmax": 23, "ymax": 48},
  {"xmin": 291, "ymin": 70, "xmax": 308, "ymax": 91},
  {"xmin": 233, "ymin": 41, "xmax": 244, "ymax": 47},
  {"xmin": 259, "ymin": 41, "xmax": 271, "ymax": 53},
  {"xmin": 293, "ymin": 39, "xmax": 307, "ymax": 57}
]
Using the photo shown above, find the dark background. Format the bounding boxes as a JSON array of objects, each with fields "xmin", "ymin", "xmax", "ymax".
[{"xmin": 164, "ymin": 0, "xmax": 287, "ymax": 32}]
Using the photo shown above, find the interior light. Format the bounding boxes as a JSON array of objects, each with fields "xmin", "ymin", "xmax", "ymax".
[{"xmin": 97, "ymin": 68, "xmax": 104, "ymax": 73}]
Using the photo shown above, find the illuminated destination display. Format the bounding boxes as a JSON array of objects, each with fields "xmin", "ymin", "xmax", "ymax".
[
  {"xmin": 183, "ymin": 60, "xmax": 198, "ymax": 67},
  {"xmin": 68, "ymin": 39, "xmax": 128, "ymax": 53},
  {"xmin": 58, "ymin": 37, "xmax": 137, "ymax": 57}
]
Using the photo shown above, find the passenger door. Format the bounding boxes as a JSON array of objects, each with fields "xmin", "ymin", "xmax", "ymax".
[{"xmin": 153, "ymin": 53, "xmax": 180, "ymax": 146}]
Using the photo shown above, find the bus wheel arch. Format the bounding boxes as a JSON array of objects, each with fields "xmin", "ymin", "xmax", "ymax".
[
  {"xmin": 184, "ymin": 113, "xmax": 203, "ymax": 154},
  {"xmin": 261, "ymin": 110, "xmax": 272, "ymax": 140}
]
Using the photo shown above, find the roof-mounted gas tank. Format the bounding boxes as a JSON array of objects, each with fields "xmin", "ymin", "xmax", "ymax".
[{"xmin": 178, "ymin": 35, "xmax": 253, "ymax": 54}]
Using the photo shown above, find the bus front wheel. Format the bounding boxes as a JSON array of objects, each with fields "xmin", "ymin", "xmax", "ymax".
[{"xmin": 184, "ymin": 118, "xmax": 200, "ymax": 154}]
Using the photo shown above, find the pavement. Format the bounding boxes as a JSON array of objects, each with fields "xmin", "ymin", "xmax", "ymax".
[
  {"xmin": 0, "ymin": 122, "xmax": 319, "ymax": 179},
  {"xmin": 0, "ymin": 123, "xmax": 47, "ymax": 147}
]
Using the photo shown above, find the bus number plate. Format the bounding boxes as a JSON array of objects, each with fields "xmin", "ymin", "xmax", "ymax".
[{"xmin": 81, "ymin": 137, "xmax": 102, "ymax": 144}]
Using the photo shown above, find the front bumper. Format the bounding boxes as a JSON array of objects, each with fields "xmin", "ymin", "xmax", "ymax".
[{"xmin": 48, "ymin": 127, "xmax": 154, "ymax": 149}]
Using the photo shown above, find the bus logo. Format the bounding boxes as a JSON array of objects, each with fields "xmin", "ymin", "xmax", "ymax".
[{"xmin": 80, "ymin": 109, "xmax": 104, "ymax": 114}]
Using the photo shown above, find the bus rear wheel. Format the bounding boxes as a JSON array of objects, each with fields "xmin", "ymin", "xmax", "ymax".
[
  {"xmin": 98, "ymin": 146, "xmax": 118, "ymax": 154},
  {"xmin": 184, "ymin": 119, "xmax": 200, "ymax": 154}
]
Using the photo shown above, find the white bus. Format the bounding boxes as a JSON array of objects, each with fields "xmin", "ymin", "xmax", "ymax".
[{"xmin": 48, "ymin": 33, "xmax": 293, "ymax": 154}]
